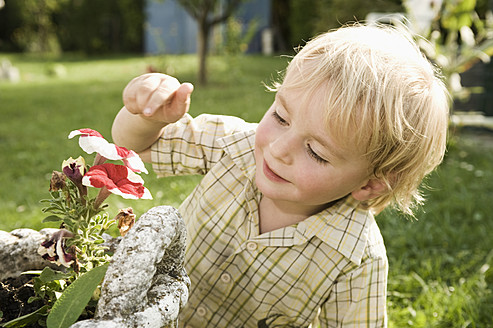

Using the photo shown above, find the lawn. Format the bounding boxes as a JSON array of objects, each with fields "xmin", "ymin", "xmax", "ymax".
[{"xmin": 0, "ymin": 53, "xmax": 492, "ymax": 327}]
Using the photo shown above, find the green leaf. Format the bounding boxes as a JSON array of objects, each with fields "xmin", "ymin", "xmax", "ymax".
[
  {"xmin": 1, "ymin": 305, "xmax": 49, "ymax": 328},
  {"xmin": 42, "ymin": 215, "xmax": 63, "ymax": 223},
  {"xmin": 46, "ymin": 263, "xmax": 109, "ymax": 328},
  {"xmin": 27, "ymin": 296, "xmax": 41, "ymax": 304},
  {"xmin": 39, "ymin": 267, "xmax": 71, "ymax": 284}
]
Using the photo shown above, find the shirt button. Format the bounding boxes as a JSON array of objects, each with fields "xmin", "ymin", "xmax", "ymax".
[
  {"xmin": 220, "ymin": 272, "xmax": 231, "ymax": 283},
  {"xmin": 197, "ymin": 306, "xmax": 207, "ymax": 317},
  {"xmin": 247, "ymin": 241, "xmax": 257, "ymax": 251}
]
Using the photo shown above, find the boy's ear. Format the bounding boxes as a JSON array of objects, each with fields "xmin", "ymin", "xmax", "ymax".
[{"xmin": 351, "ymin": 178, "xmax": 388, "ymax": 202}]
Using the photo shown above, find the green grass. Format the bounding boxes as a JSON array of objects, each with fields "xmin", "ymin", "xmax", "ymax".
[
  {"xmin": 1, "ymin": 54, "xmax": 492, "ymax": 327},
  {"xmin": 0, "ymin": 53, "xmax": 287, "ymax": 231},
  {"xmin": 380, "ymin": 132, "xmax": 493, "ymax": 327}
]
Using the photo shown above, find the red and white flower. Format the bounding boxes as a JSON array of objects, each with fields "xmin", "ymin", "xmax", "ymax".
[
  {"xmin": 82, "ymin": 163, "xmax": 152, "ymax": 208},
  {"xmin": 68, "ymin": 128, "xmax": 148, "ymax": 174}
]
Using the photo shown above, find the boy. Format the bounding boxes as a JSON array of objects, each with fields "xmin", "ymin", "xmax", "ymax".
[{"xmin": 112, "ymin": 23, "xmax": 449, "ymax": 327}]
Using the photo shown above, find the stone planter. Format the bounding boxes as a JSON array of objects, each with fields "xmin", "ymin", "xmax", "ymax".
[{"xmin": 0, "ymin": 206, "xmax": 189, "ymax": 328}]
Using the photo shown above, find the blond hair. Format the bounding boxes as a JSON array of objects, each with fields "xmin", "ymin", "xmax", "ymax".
[{"xmin": 275, "ymin": 23, "xmax": 449, "ymax": 215}]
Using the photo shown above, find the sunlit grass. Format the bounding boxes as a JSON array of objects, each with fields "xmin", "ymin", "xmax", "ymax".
[
  {"xmin": 379, "ymin": 131, "xmax": 493, "ymax": 327},
  {"xmin": 0, "ymin": 53, "xmax": 286, "ymax": 231},
  {"xmin": 1, "ymin": 53, "xmax": 492, "ymax": 327}
]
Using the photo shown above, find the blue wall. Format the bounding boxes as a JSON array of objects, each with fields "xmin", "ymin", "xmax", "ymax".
[
  {"xmin": 145, "ymin": 0, "xmax": 197, "ymax": 54},
  {"xmin": 144, "ymin": 0, "xmax": 271, "ymax": 54}
]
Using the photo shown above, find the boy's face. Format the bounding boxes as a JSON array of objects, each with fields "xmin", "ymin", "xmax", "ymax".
[{"xmin": 254, "ymin": 81, "xmax": 373, "ymax": 216}]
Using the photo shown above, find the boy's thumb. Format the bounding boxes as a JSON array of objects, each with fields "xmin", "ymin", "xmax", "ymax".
[{"xmin": 175, "ymin": 83, "xmax": 194, "ymax": 109}]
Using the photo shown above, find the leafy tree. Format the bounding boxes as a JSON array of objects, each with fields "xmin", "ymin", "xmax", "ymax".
[
  {"xmin": 0, "ymin": 0, "xmax": 144, "ymax": 54},
  {"xmin": 56, "ymin": 0, "xmax": 144, "ymax": 54},
  {"xmin": 176, "ymin": 0, "xmax": 245, "ymax": 84},
  {"xmin": 6, "ymin": 0, "xmax": 67, "ymax": 54}
]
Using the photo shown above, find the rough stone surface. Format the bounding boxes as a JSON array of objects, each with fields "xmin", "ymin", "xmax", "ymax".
[
  {"xmin": 71, "ymin": 205, "xmax": 190, "ymax": 328},
  {"xmin": 0, "ymin": 228, "xmax": 63, "ymax": 280}
]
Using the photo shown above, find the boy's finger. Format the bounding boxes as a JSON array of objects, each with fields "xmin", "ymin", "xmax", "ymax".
[
  {"xmin": 143, "ymin": 81, "xmax": 181, "ymax": 118},
  {"xmin": 174, "ymin": 83, "xmax": 194, "ymax": 110},
  {"xmin": 162, "ymin": 83, "xmax": 194, "ymax": 122},
  {"xmin": 135, "ymin": 75, "xmax": 168, "ymax": 114}
]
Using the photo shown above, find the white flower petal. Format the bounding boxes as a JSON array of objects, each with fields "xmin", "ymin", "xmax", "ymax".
[
  {"xmin": 68, "ymin": 130, "xmax": 82, "ymax": 139},
  {"xmin": 108, "ymin": 187, "xmax": 140, "ymax": 199},
  {"xmin": 79, "ymin": 136, "xmax": 119, "ymax": 158},
  {"xmin": 124, "ymin": 156, "xmax": 148, "ymax": 174},
  {"xmin": 141, "ymin": 187, "xmax": 153, "ymax": 200},
  {"xmin": 82, "ymin": 175, "xmax": 93, "ymax": 187},
  {"xmin": 126, "ymin": 168, "xmax": 145, "ymax": 184}
]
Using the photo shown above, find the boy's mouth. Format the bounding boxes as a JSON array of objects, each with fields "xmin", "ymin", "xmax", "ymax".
[{"xmin": 263, "ymin": 161, "xmax": 289, "ymax": 183}]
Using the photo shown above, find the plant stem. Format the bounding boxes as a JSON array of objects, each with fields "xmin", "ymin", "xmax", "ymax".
[{"xmin": 93, "ymin": 186, "xmax": 111, "ymax": 209}]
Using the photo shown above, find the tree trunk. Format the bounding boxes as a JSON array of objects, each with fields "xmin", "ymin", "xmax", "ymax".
[{"xmin": 197, "ymin": 21, "xmax": 210, "ymax": 85}]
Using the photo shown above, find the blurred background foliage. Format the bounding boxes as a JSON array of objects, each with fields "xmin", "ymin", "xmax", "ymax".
[
  {"xmin": 0, "ymin": 0, "xmax": 144, "ymax": 54},
  {"xmin": 1, "ymin": 0, "xmax": 491, "ymax": 55},
  {"xmin": 276, "ymin": 0, "xmax": 404, "ymax": 49},
  {"xmin": 1, "ymin": 0, "xmax": 492, "ymax": 106}
]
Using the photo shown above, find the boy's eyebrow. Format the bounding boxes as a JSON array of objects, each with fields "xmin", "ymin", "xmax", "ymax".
[
  {"xmin": 277, "ymin": 91, "xmax": 348, "ymax": 162},
  {"xmin": 276, "ymin": 92, "xmax": 290, "ymax": 113}
]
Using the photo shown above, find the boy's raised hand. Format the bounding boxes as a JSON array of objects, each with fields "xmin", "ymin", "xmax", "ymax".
[{"xmin": 123, "ymin": 73, "xmax": 194, "ymax": 124}]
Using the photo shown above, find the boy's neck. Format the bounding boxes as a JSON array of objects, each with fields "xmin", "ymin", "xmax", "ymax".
[{"xmin": 258, "ymin": 196, "xmax": 330, "ymax": 234}]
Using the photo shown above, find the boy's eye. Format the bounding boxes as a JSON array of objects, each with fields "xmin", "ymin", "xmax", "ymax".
[
  {"xmin": 307, "ymin": 144, "xmax": 328, "ymax": 164},
  {"xmin": 272, "ymin": 111, "xmax": 289, "ymax": 126}
]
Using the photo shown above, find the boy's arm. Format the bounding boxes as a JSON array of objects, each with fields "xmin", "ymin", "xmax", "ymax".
[
  {"xmin": 111, "ymin": 73, "xmax": 193, "ymax": 161},
  {"xmin": 319, "ymin": 257, "xmax": 388, "ymax": 327}
]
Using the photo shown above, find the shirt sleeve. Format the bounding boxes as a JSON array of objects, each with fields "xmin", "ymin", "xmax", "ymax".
[
  {"xmin": 318, "ymin": 255, "xmax": 388, "ymax": 327},
  {"xmin": 151, "ymin": 113, "xmax": 257, "ymax": 177}
]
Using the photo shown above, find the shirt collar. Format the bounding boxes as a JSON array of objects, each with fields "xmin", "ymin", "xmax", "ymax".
[
  {"xmin": 302, "ymin": 196, "xmax": 372, "ymax": 265},
  {"xmin": 256, "ymin": 196, "xmax": 373, "ymax": 266},
  {"xmin": 218, "ymin": 131, "xmax": 372, "ymax": 266},
  {"xmin": 218, "ymin": 130, "xmax": 257, "ymax": 179}
]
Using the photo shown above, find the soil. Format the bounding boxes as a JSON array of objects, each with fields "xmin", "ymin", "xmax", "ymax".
[
  {"xmin": 0, "ymin": 274, "xmax": 44, "ymax": 327},
  {"xmin": 0, "ymin": 275, "xmax": 96, "ymax": 327}
]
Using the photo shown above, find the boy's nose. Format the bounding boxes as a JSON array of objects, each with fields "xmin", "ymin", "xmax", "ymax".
[{"xmin": 269, "ymin": 131, "xmax": 296, "ymax": 164}]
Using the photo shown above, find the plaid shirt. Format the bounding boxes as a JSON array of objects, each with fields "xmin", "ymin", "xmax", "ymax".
[{"xmin": 151, "ymin": 114, "xmax": 388, "ymax": 328}]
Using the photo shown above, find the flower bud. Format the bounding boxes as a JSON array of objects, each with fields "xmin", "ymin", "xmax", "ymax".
[
  {"xmin": 115, "ymin": 207, "xmax": 136, "ymax": 236},
  {"xmin": 49, "ymin": 171, "xmax": 66, "ymax": 191}
]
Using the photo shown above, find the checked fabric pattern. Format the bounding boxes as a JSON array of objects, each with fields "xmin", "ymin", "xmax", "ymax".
[{"xmin": 151, "ymin": 114, "xmax": 388, "ymax": 328}]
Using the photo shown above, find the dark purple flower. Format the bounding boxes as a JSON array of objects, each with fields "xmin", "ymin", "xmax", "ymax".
[
  {"xmin": 38, "ymin": 229, "xmax": 76, "ymax": 267},
  {"xmin": 62, "ymin": 156, "xmax": 86, "ymax": 183},
  {"xmin": 62, "ymin": 156, "xmax": 88, "ymax": 203}
]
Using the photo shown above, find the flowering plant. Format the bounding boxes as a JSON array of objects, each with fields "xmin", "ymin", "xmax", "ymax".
[
  {"xmin": 39, "ymin": 128, "xmax": 151, "ymax": 273},
  {"xmin": 4, "ymin": 129, "xmax": 152, "ymax": 327}
]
